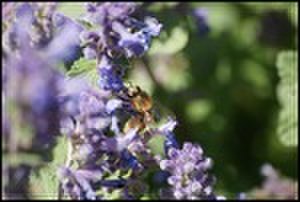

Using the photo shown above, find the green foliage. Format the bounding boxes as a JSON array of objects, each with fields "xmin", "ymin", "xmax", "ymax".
[
  {"xmin": 132, "ymin": 2, "xmax": 298, "ymax": 195},
  {"xmin": 185, "ymin": 99, "xmax": 213, "ymax": 122},
  {"xmin": 104, "ymin": 169, "xmax": 132, "ymax": 180},
  {"xmin": 67, "ymin": 58, "xmax": 96, "ymax": 76},
  {"xmin": 25, "ymin": 2, "xmax": 298, "ymax": 199},
  {"xmin": 67, "ymin": 58, "xmax": 98, "ymax": 86},
  {"xmin": 58, "ymin": 3, "xmax": 85, "ymax": 19},
  {"xmin": 29, "ymin": 136, "xmax": 68, "ymax": 199},
  {"xmin": 147, "ymin": 135, "xmax": 166, "ymax": 158},
  {"xmin": 149, "ymin": 26, "xmax": 189, "ymax": 55},
  {"xmin": 276, "ymin": 51, "xmax": 298, "ymax": 147}
]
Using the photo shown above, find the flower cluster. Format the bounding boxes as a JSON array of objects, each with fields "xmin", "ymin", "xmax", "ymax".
[
  {"xmin": 81, "ymin": 2, "xmax": 162, "ymax": 59},
  {"xmin": 57, "ymin": 78, "xmax": 162, "ymax": 199},
  {"xmin": 2, "ymin": 2, "xmax": 82, "ymax": 65},
  {"xmin": 4, "ymin": 46, "xmax": 61, "ymax": 151},
  {"xmin": 159, "ymin": 142, "xmax": 220, "ymax": 200},
  {"xmin": 2, "ymin": 3, "xmax": 86, "ymax": 199},
  {"xmin": 2, "ymin": 20, "xmax": 62, "ymax": 199},
  {"xmin": 79, "ymin": 2, "xmax": 162, "ymax": 92},
  {"xmin": 56, "ymin": 3, "xmax": 185, "ymax": 200},
  {"xmin": 2, "ymin": 2, "xmax": 220, "ymax": 200},
  {"xmin": 2, "ymin": 2, "xmax": 57, "ymax": 51}
]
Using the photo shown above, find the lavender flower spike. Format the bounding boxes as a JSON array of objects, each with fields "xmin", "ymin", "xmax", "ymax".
[{"xmin": 159, "ymin": 142, "xmax": 220, "ymax": 200}]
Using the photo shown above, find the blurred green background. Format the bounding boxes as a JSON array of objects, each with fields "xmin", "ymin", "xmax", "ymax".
[{"xmin": 59, "ymin": 2, "xmax": 298, "ymax": 197}]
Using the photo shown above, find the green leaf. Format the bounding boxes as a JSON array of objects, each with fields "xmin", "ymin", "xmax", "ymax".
[
  {"xmin": 29, "ymin": 166, "xmax": 58, "ymax": 199},
  {"xmin": 105, "ymin": 169, "xmax": 132, "ymax": 180},
  {"xmin": 29, "ymin": 136, "xmax": 68, "ymax": 199},
  {"xmin": 276, "ymin": 51, "xmax": 298, "ymax": 146},
  {"xmin": 67, "ymin": 58, "xmax": 96, "ymax": 77},
  {"xmin": 67, "ymin": 58, "xmax": 98, "ymax": 86},
  {"xmin": 52, "ymin": 136, "xmax": 69, "ymax": 167},
  {"xmin": 147, "ymin": 135, "xmax": 166, "ymax": 157},
  {"xmin": 105, "ymin": 170, "xmax": 121, "ymax": 180},
  {"xmin": 58, "ymin": 3, "xmax": 85, "ymax": 19}
]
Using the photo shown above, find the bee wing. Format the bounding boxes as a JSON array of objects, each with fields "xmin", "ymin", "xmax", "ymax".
[{"xmin": 151, "ymin": 100, "xmax": 176, "ymax": 125}]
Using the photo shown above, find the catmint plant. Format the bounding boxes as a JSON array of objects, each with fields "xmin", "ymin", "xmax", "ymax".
[
  {"xmin": 55, "ymin": 2, "xmax": 222, "ymax": 200},
  {"xmin": 2, "ymin": 2, "xmax": 82, "ymax": 65},
  {"xmin": 159, "ymin": 142, "xmax": 217, "ymax": 200},
  {"xmin": 2, "ymin": 2, "xmax": 222, "ymax": 200},
  {"xmin": 2, "ymin": 19, "xmax": 62, "ymax": 199}
]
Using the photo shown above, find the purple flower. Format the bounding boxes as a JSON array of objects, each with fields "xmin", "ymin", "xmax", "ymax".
[
  {"xmin": 82, "ymin": 3, "xmax": 162, "ymax": 60},
  {"xmin": 120, "ymin": 149, "xmax": 141, "ymax": 170},
  {"xmin": 4, "ymin": 41, "xmax": 62, "ymax": 150},
  {"xmin": 15, "ymin": 3, "xmax": 35, "ymax": 23},
  {"xmin": 192, "ymin": 8, "xmax": 210, "ymax": 36},
  {"xmin": 83, "ymin": 2, "xmax": 136, "ymax": 24},
  {"xmin": 3, "ymin": 29, "xmax": 62, "ymax": 199},
  {"xmin": 159, "ymin": 142, "xmax": 217, "ymax": 199},
  {"xmin": 112, "ymin": 23, "xmax": 149, "ymax": 57},
  {"xmin": 143, "ymin": 17, "xmax": 163, "ymax": 37},
  {"xmin": 45, "ymin": 13, "xmax": 83, "ymax": 64},
  {"xmin": 103, "ymin": 2, "xmax": 136, "ymax": 19},
  {"xmin": 164, "ymin": 133, "xmax": 179, "ymax": 154},
  {"xmin": 57, "ymin": 75, "xmax": 146, "ymax": 198},
  {"xmin": 112, "ymin": 17, "xmax": 162, "ymax": 58},
  {"xmin": 97, "ymin": 55, "xmax": 124, "ymax": 92},
  {"xmin": 105, "ymin": 99, "xmax": 123, "ymax": 114},
  {"xmin": 83, "ymin": 47, "xmax": 97, "ymax": 60},
  {"xmin": 1, "ymin": 3, "xmax": 224, "ymax": 201},
  {"xmin": 2, "ymin": 2, "xmax": 84, "ymax": 66},
  {"xmin": 79, "ymin": 91, "xmax": 106, "ymax": 117},
  {"xmin": 100, "ymin": 128, "xmax": 139, "ymax": 153},
  {"xmin": 79, "ymin": 2, "xmax": 162, "ymax": 95},
  {"xmin": 80, "ymin": 31, "xmax": 100, "ymax": 60},
  {"xmin": 58, "ymin": 166, "xmax": 101, "ymax": 200},
  {"xmin": 153, "ymin": 117, "xmax": 179, "ymax": 154},
  {"xmin": 59, "ymin": 87, "xmax": 113, "ymax": 138}
]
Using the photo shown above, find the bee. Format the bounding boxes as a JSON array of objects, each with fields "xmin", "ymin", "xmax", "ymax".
[
  {"xmin": 121, "ymin": 85, "xmax": 175, "ymax": 134},
  {"xmin": 121, "ymin": 85, "xmax": 154, "ymax": 133},
  {"xmin": 127, "ymin": 86, "xmax": 153, "ymax": 114}
]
